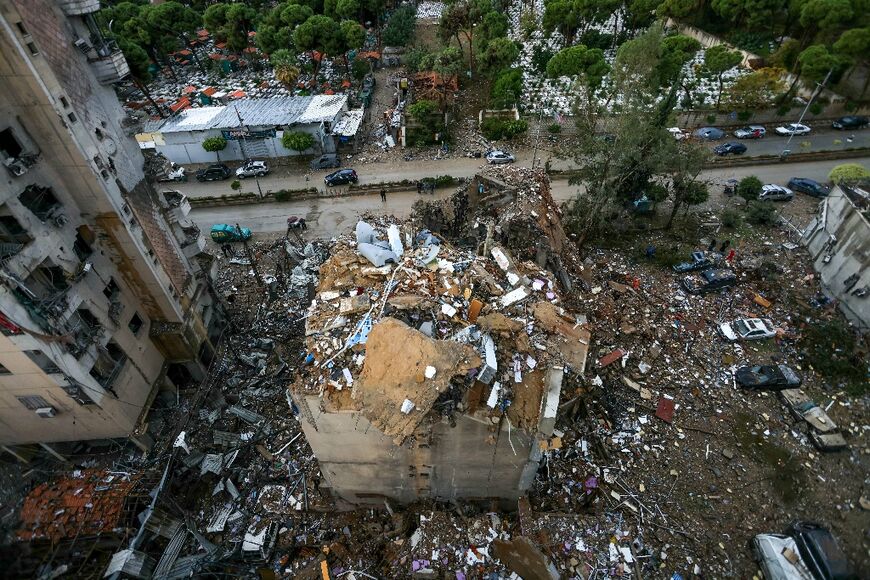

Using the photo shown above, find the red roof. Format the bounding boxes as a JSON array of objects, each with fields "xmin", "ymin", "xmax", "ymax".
[
  {"xmin": 357, "ymin": 51, "xmax": 380, "ymax": 60},
  {"xmin": 177, "ymin": 49, "xmax": 192, "ymax": 56},
  {"xmin": 181, "ymin": 85, "xmax": 197, "ymax": 94},
  {"xmin": 201, "ymin": 86, "xmax": 217, "ymax": 97},
  {"xmin": 215, "ymin": 42, "xmax": 227, "ymax": 50},
  {"xmin": 197, "ymin": 29, "xmax": 209, "ymax": 38},
  {"xmin": 209, "ymin": 53, "xmax": 225, "ymax": 60},
  {"xmin": 170, "ymin": 97, "xmax": 191, "ymax": 113},
  {"xmin": 227, "ymin": 90, "xmax": 246, "ymax": 99},
  {"xmin": 341, "ymin": 79, "xmax": 352, "ymax": 89}
]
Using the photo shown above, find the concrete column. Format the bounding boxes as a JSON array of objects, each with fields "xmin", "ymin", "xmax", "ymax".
[
  {"xmin": 2, "ymin": 445, "xmax": 30, "ymax": 464},
  {"xmin": 39, "ymin": 442, "xmax": 70, "ymax": 463}
]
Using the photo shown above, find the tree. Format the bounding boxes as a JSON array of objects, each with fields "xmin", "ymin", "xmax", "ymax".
[
  {"xmin": 282, "ymin": 131, "xmax": 316, "ymax": 152},
  {"xmin": 270, "ymin": 49, "xmax": 300, "ymax": 89},
  {"xmin": 336, "ymin": 0, "xmax": 360, "ymax": 20},
  {"xmin": 546, "ymin": 45, "xmax": 609, "ymax": 91},
  {"xmin": 203, "ymin": 2, "xmax": 256, "ymax": 53},
  {"xmin": 800, "ymin": 0, "xmax": 853, "ymax": 38},
  {"xmin": 340, "ymin": 20, "xmax": 366, "ymax": 71},
  {"xmin": 438, "ymin": 0, "xmax": 490, "ymax": 74},
  {"xmin": 625, "ymin": 0, "xmax": 662, "ymax": 32},
  {"xmin": 657, "ymin": 34, "xmax": 702, "ymax": 86},
  {"xmin": 408, "ymin": 99, "xmax": 438, "ymax": 120},
  {"xmin": 294, "ymin": 15, "xmax": 342, "ymax": 76},
  {"xmin": 656, "ymin": 0, "xmax": 702, "ymax": 19},
  {"xmin": 118, "ymin": 40, "xmax": 164, "ymax": 117},
  {"xmin": 704, "ymin": 45, "xmax": 743, "ymax": 109},
  {"xmin": 724, "ymin": 67, "xmax": 785, "ymax": 111},
  {"xmin": 834, "ymin": 27, "xmax": 870, "ymax": 96},
  {"xmin": 662, "ymin": 141, "xmax": 709, "ymax": 228},
  {"xmin": 479, "ymin": 38, "xmax": 519, "ymax": 76},
  {"xmin": 490, "ymin": 68, "xmax": 523, "ymax": 108},
  {"xmin": 145, "ymin": 1, "xmax": 205, "ymax": 72},
  {"xmin": 431, "ymin": 47, "xmax": 465, "ymax": 107},
  {"xmin": 736, "ymin": 175, "xmax": 763, "ymax": 203},
  {"xmin": 382, "ymin": 4, "xmax": 416, "ymax": 46},
  {"xmin": 829, "ymin": 163, "xmax": 870, "ymax": 184},
  {"xmin": 202, "ymin": 136, "xmax": 228, "ymax": 161}
]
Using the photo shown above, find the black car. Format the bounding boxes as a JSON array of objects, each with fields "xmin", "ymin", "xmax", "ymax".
[
  {"xmin": 324, "ymin": 168, "xmax": 358, "ymax": 186},
  {"xmin": 672, "ymin": 251, "xmax": 717, "ymax": 273},
  {"xmin": 195, "ymin": 163, "xmax": 231, "ymax": 182},
  {"xmin": 788, "ymin": 177, "xmax": 830, "ymax": 198},
  {"xmin": 713, "ymin": 142, "xmax": 747, "ymax": 156},
  {"xmin": 831, "ymin": 115, "xmax": 868, "ymax": 130},
  {"xmin": 735, "ymin": 364, "xmax": 801, "ymax": 390},
  {"xmin": 682, "ymin": 268, "xmax": 737, "ymax": 294},
  {"xmin": 786, "ymin": 522, "xmax": 855, "ymax": 580}
]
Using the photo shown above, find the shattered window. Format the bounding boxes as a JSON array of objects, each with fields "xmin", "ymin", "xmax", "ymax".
[
  {"xmin": 18, "ymin": 184, "xmax": 61, "ymax": 221},
  {"xmin": 25, "ymin": 260, "xmax": 69, "ymax": 298},
  {"xmin": 0, "ymin": 128, "xmax": 23, "ymax": 159},
  {"xmin": 0, "ymin": 361, "xmax": 11, "ymax": 374},
  {"xmin": 24, "ymin": 350, "xmax": 60, "ymax": 374},
  {"xmin": 734, "ymin": 320, "xmax": 750, "ymax": 336},
  {"xmin": 103, "ymin": 277, "xmax": 120, "ymax": 299},
  {"xmin": 0, "ymin": 211, "xmax": 31, "ymax": 246},
  {"xmin": 73, "ymin": 226, "xmax": 94, "ymax": 260},
  {"xmin": 61, "ymin": 383, "xmax": 95, "ymax": 405},
  {"xmin": 128, "ymin": 313, "xmax": 144, "ymax": 335},
  {"xmin": 89, "ymin": 341, "xmax": 126, "ymax": 389}
]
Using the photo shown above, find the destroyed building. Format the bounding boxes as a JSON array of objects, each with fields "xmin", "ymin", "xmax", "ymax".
[
  {"xmin": 0, "ymin": 0, "xmax": 221, "ymax": 457},
  {"xmin": 290, "ymin": 167, "xmax": 591, "ymax": 506}
]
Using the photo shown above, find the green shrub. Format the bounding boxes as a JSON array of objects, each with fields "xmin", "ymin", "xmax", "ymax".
[
  {"xmin": 282, "ymin": 131, "xmax": 315, "ymax": 152},
  {"xmin": 351, "ymin": 58, "xmax": 369, "ymax": 80},
  {"xmin": 721, "ymin": 207, "xmax": 742, "ymax": 228},
  {"xmin": 745, "ymin": 200, "xmax": 778, "ymax": 225},
  {"xmin": 776, "ymin": 104, "xmax": 791, "ymax": 116},
  {"xmin": 737, "ymin": 175, "xmax": 763, "ymax": 203},
  {"xmin": 433, "ymin": 175, "xmax": 456, "ymax": 187},
  {"xmin": 382, "ymin": 5, "xmax": 416, "ymax": 46},
  {"xmin": 808, "ymin": 102, "xmax": 824, "ymax": 115},
  {"xmin": 706, "ymin": 114, "xmax": 717, "ymax": 124},
  {"xmin": 737, "ymin": 110, "xmax": 752, "ymax": 121},
  {"xmin": 800, "ymin": 320, "xmax": 866, "ymax": 395},
  {"xmin": 503, "ymin": 119, "xmax": 528, "ymax": 138},
  {"xmin": 547, "ymin": 123, "xmax": 562, "ymax": 134},
  {"xmin": 844, "ymin": 101, "xmax": 858, "ymax": 113},
  {"xmin": 274, "ymin": 189, "xmax": 292, "ymax": 201},
  {"xmin": 531, "ymin": 46, "xmax": 554, "ymax": 74},
  {"xmin": 230, "ymin": 179, "xmax": 241, "ymax": 191}
]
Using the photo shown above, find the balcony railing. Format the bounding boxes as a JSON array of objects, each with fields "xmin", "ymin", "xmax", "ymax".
[
  {"xmin": 89, "ymin": 42, "xmax": 130, "ymax": 85},
  {"xmin": 59, "ymin": 0, "xmax": 101, "ymax": 16}
]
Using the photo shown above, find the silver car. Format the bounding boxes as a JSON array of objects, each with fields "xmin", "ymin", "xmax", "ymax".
[
  {"xmin": 485, "ymin": 150, "xmax": 515, "ymax": 164},
  {"xmin": 718, "ymin": 318, "xmax": 776, "ymax": 341},
  {"xmin": 235, "ymin": 160, "xmax": 269, "ymax": 178},
  {"xmin": 733, "ymin": 125, "xmax": 765, "ymax": 139},
  {"xmin": 759, "ymin": 184, "xmax": 794, "ymax": 201}
]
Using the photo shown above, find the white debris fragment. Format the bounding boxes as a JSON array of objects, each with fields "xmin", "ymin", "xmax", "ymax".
[
  {"xmin": 424, "ymin": 366, "xmax": 436, "ymax": 379},
  {"xmin": 401, "ymin": 399, "xmax": 415, "ymax": 414}
]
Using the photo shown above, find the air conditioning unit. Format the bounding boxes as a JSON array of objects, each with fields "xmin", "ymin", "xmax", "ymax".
[
  {"xmin": 35, "ymin": 406, "xmax": 56, "ymax": 418},
  {"xmin": 74, "ymin": 37, "xmax": 91, "ymax": 54}
]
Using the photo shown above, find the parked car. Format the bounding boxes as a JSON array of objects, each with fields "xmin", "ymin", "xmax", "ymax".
[
  {"xmin": 735, "ymin": 364, "xmax": 801, "ymax": 390},
  {"xmin": 831, "ymin": 115, "xmax": 868, "ymax": 130},
  {"xmin": 775, "ymin": 123, "xmax": 811, "ymax": 136},
  {"xmin": 693, "ymin": 127, "xmax": 725, "ymax": 140},
  {"xmin": 759, "ymin": 184, "xmax": 794, "ymax": 201},
  {"xmin": 788, "ymin": 177, "xmax": 830, "ymax": 198},
  {"xmin": 752, "ymin": 533, "xmax": 815, "ymax": 580},
  {"xmin": 235, "ymin": 160, "xmax": 269, "ymax": 178},
  {"xmin": 786, "ymin": 521, "xmax": 854, "ymax": 580},
  {"xmin": 718, "ymin": 318, "xmax": 776, "ymax": 341},
  {"xmin": 310, "ymin": 153, "xmax": 340, "ymax": 170},
  {"xmin": 672, "ymin": 251, "xmax": 717, "ymax": 273},
  {"xmin": 682, "ymin": 268, "xmax": 737, "ymax": 294},
  {"xmin": 667, "ymin": 127, "xmax": 688, "ymax": 140},
  {"xmin": 713, "ymin": 142, "xmax": 748, "ymax": 156},
  {"xmin": 733, "ymin": 125, "xmax": 766, "ymax": 139},
  {"xmin": 324, "ymin": 168, "xmax": 358, "ymax": 186},
  {"xmin": 158, "ymin": 162, "xmax": 187, "ymax": 182},
  {"xmin": 486, "ymin": 150, "xmax": 515, "ymax": 164},
  {"xmin": 210, "ymin": 224, "xmax": 252, "ymax": 243},
  {"xmin": 196, "ymin": 163, "xmax": 231, "ymax": 182}
]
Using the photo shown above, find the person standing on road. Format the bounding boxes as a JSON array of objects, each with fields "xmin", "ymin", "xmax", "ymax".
[
  {"xmin": 380, "ymin": 188, "xmax": 386, "ymax": 203},
  {"xmin": 417, "ymin": 181, "xmax": 423, "ymax": 195},
  {"xmin": 726, "ymin": 249, "xmax": 736, "ymax": 264}
]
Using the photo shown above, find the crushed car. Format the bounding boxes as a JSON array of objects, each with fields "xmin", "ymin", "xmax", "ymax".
[{"xmin": 735, "ymin": 364, "xmax": 801, "ymax": 390}]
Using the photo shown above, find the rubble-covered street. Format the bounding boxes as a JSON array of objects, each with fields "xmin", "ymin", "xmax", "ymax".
[{"xmin": 3, "ymin": 168, "xmax": 867, "ymax": 579}]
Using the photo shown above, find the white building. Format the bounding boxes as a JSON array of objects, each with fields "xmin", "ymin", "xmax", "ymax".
[
  {"xmin": 0, "ymin": 0, "xmax": 221, "ymax": 459},
  {"xmin": 142, "ymin": 95, "xmax": 353, "ymax": 165}
]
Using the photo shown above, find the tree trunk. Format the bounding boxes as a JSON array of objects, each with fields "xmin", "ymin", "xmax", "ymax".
[
  {"xmin": 135, "ymin": 79, "xmax": 165, "ymax": 118},
  {"xmin": 185, "ymin": 36, "xmax": 206, "ymax": 74},
  {"xmin": 665, "ymin": 196, "xmax": 681, "ymax": 230},
  {"xmin": 715, "ymin": 74, "xmax": 723, "ymax": 110}
]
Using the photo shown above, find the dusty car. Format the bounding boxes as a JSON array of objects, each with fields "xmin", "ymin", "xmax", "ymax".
[
  {"xmin": 667, "ymin": 127, "xmax": 688, "ymax": 140},
  {"xmin": 210, "ymin": 224, "xmax": 252, "ymax": 243},
  {"xmin": 235, "ymin": 160, "xmax": 269, "ymax": 178},
  {"xmin": 485, "ymin": 150, "xmax": 515, "ymax": 164},
  {"xmin": 672, "ymin": 251, "xmax": 717, "ymax": 273},
  {"xmin": 786, "ymin": 522, "xmax": 854, "ymax": 580},
  {"xmin": 788, "ymin": 177, "xmax": 830, "ymax": 198},
  {"xmin": 713, "ymin": 142, "xmax": 747, "ymax": 156},
  {"xmin": 775, "ymin": 123, "xmax": 811, "ymax": 136},
  {"xmin": 735, "ymin": 364, "xmax": 801, "ymax": 390},
  {"xmin": 196, "ymin": 163, "xmax": 231, "ymax": 182},
  {"xmin": 682, "ymin": 268, "xmax": 737, "ymax": 294},
  {"xmin": 693, "ymin": 127, "xmax": 725, "ymax": 140},
  {"xmin": 310, "ymin": 153, "xmax": 340, "ymax": 170},
  {"xmin": 158, "ymin": 162, "xmax": 187, "ymax": 182},
  {"xmin": 733, "ymin": 125, "xmax": 766, "ymax": 139},
  {"xmin": 324, "ymin": 168, "xmax": 358, "ymax": 186},
  {"xmin": 759, "ymin": 184, "xmax": 794, "ymax": 201},
  {"xmin": 751, "ymin": 533, "xmax": 815, "ymax": 580},
  {"xmin": 718, "ymin": 318, "xmax": 776, "ymax": 341},
  {"xmin": 831, "ymin": 115, "xmax": 868, "ymax": 130}
]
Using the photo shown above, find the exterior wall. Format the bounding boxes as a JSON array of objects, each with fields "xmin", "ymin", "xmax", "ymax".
[
  {"xmin": 801, "ymin": 187, "xmax": 870, "ymax": 331},
  {"xmin": 0, "ymin": 0, "xmax": 218, "ymax": 446}
]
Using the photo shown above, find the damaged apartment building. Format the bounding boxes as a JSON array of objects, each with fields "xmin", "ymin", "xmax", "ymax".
[
  {"xmin": 0, "ymin": 0, "xmax": 221, "ymax": 458},
  {"xmin": 290, "ymin": 167, "xmax": 591, "ymax": 507}
]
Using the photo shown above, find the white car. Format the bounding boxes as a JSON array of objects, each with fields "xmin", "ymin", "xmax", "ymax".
[
  {"xmin": 235, "ymin": 160, "xmax": 269, "ymax": 178},
  {"xmin": 667, "ymin": 127, "xmax": 688, "ymax": 141},
  {"xmin": 485, "ymin": 150, "xmax": 515, "ymax": 164},
  {"xmin": 751, "ymin": 534, "xmax": 814, "ymax": 580},
  {"xmin": 774, "ymin": 123, "xmax": 811, "ymax": 136},
  {"xmin": 718, "ymin": 318, "xmax": 776, "ymax": 342},
  {"xmin": 758, "ymin": 184, "xmax": 794, "ymax": 201},
  {"xmin": 733, "ymin": 125, "xmax": 765, "ymax": 139}
]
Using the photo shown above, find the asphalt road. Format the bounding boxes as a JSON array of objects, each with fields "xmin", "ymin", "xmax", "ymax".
[
  {"xmin": 172, "ymin": 128, "xmax": 869, "ymax": 200},
  {"xmin": 188, "ymin": 157, "xmax": 869, "ymax": 239}
]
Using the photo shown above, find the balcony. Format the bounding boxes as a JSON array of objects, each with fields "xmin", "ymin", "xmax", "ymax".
[
  {"xmin": 181, "ymin": 231, "xmax": 207, "ymax": 260},
  {"xmin": 59, "ymin": 0, "xmax": 101, "ymax": 16},
  {"xmin": 90, "ymin": 48, "xmax": 130, "ymax": 85}
]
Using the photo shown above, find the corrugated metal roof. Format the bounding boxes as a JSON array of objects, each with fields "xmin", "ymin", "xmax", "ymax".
[
  {"xmin": 333, "ymin": 108, "xmax": 364, "ymax": 136},
  {"xmin": 154, "ymin": 95, "xmax": 348, "ymax": 133}
]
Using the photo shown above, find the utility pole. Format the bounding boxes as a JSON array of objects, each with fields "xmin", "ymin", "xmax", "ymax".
[
  {"xmin": 237, "ymin": 223, "xmax": 263, "ymax": 288},
  {"xmin": 235, "ymin": 105, "xmax": 264, "ymax": 198},
  {"xmin": 531, "ymin": 109, "xmax": 544, "ymax": 170},
  {"xmin": 781, "ymin": 68, "xmax": 833, "ymax": 158}
]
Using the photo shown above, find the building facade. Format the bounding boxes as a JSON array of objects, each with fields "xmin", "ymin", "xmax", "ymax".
[
  {"xmin": 0, "ymin": 0, "xmax": 221, "ymax": 456},
  {"xmin": 141, "ymin": 95, "xmax": 352, "ymax": 165},
  {"xmin": 801, "ymin": 182, "xmax": 870, "ymax": 331}
]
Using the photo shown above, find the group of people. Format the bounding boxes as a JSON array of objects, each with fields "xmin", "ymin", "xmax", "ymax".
[{"xmin": 416, "ymin": 181, "xmax": 436, "ymax": 195}]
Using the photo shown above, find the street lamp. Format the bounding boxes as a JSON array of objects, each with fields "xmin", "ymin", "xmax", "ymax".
[{"xmin": 781, "ymin": 68, "xmax": 833, "ymax": 158}]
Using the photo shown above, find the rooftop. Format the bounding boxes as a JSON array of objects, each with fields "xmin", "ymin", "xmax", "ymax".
[{"xmin": 150, "ymin": 95, "xmax": 348, "ymax": 133}]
